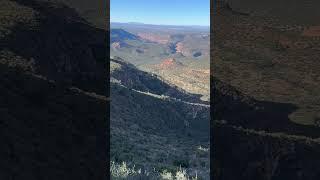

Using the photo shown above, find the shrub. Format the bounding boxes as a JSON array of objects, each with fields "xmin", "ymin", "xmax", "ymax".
[
  {"xmin": 110, "ymin": 161, "xmax": 199, "ymax": 180},
  {"xmin": 173, "ymin": 159, "xmax": 189, "ymax": 168},
  {"xmin": 160, "ymin": 170, "xmax": 173, "ymax": 180}
]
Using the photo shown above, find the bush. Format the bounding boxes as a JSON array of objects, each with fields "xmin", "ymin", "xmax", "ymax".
[
  {"xmin": 110, "ymin": 161, "xmax": 199, "ymax": 180},
  {"xmin": 173, "ymin": 159, "xmax": 189, "ymax": 168}
]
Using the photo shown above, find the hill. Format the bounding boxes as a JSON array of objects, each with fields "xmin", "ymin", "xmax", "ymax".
[
  {"xmin": 111, "ymin": 28, "xmax": 140, "ymax": 43},
  {"xmin": 213, "ymin": 1, "xmax": 320, "ymax": 179},
  {"xmin": 1, "ymin": 0, "xmax": 106, "ymax": 94},
  {"xmin": 226, "ymin": 0, "xmax": 320, "ymax": 26},
  {"xmin": 214, "ymin": 3, "xmax": 320, "ymax": 126},
  {"xmin": 40, "ymin": 0, "xmax": 107, "ymax": 29},
  {"xmin": 213, "ymin": 120, "xmax": 320, "ymax": 180},
  {"xmin": 110, "ymin": 27, "xmax": 210, "ymax": 101},
  {"xmin": 110, "ymin": 57, "xmax": 210, "ymax": 179},
  {"xmin": 0, "ymin": 0, "xmax": 107, "ymax": 179},
  {"xmin": 212, "ymin": 77, "xmax": 320, "ymax": 179}
]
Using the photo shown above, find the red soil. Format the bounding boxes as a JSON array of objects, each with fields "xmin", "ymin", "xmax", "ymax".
[
  {"xmin": 302, "ymin": 26, "xmax": 320, "ymax": 37},
  {"xmin": 137, "ymin": 33, "xmax": 170, "ymax": 44}
]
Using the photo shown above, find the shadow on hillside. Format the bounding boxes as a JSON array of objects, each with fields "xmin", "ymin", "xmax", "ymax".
[
  {"xmin": 0, "ymin": 63, "xmax": 107, "ymax": 179},
  {"xmin": 111, "ymin": 81, "xmax": 210, "ymax": 140},
  {"xmin": 213, "ymin": 120, "xmax": 320, "ymax": 180},
  {"xmin": 2, "ymin": 0, "xmax": 107, "ymax": 95},
  {"xmin": 111, "ymin": 58, "xmax": 205, "ymax": 104},
  {"xmin": 0, "ymin": 0, "xmax": 108, "ymax": 179},
  {"xmin": 212, "ymin": 78, "xmax": 320, "ymax": 138}
]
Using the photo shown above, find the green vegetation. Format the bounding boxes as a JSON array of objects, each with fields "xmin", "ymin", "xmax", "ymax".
[
  {"xmin": 110, "ymin": 58, "xmax": 209, "ymax": 179},
  {"xmin": 110, "ymin": 161, "xmax": 200, "ymax": 180},
  {"xmin": 110, "ymin": 18, "xmax": 209, "ymax": 180}
]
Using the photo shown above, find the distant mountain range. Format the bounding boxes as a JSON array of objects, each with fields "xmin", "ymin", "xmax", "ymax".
[{"xmin": 111, "ymin": 22, "xmax": 210, "ymax": 32}]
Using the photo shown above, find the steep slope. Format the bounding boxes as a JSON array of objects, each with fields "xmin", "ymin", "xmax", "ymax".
[
  {"xmin": 214, "ymin": 3, "xmax": 320, "ymax": 126},
  {"xmin": 148, "ymin": 57, "xmax": 210, "ymax": 102},
  {"xmin": 213, "ymin": 120, "xmax": 320, "ymax": 180},
  {"xmin": 25, "ymin": 0, "xmax": 108, "ymax": 29},
  {"xmin": 0, "ymin": 0, "xmax": 107, "ymax": 179},
  {"xmin": 110, "ymin": 28, "xmax": 140, "ymax": 43},
  {"xmin": 111, "ymin": 57, "xmax": 204, "ymax": 103},
  {"xmin": 213, "ymin": 78, "xmax": 320, "ymax": 138},
  {"xmin": 110, "ymin": 57, "xmax": 210, "ymax": 178},
  {"xmin": 0, "ymin": 63, "xmax": 106, "ymax": 179},
  {"xmin": 212, "ymin": 78, "xmax": 320, "ymax": 180},
  {"xmin": 1, "ymin": 0, "xmax": 106, "ymax": 94},
  {"xmin": 212, "ymin": 1, "xmax": 320, "ymax": 179}
]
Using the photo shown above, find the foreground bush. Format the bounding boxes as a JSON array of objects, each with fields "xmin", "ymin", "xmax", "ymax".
[{"xmin": 110, "ymin": 161, "xmax": 199, "ymax": 180}]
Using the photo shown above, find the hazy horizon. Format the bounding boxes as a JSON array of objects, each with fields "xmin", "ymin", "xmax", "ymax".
[
  {"xmin": 111, "ymin": 21, "xmax": 210, "ymax": 27},
  {"xmin": 111, "ymin": 0, "xmax": 210, "ymax": 26}
]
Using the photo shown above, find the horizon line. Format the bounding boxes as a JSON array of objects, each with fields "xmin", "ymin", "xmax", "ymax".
[{"xmin": 110, "ymin": 21, "xmax": 210, "ymax": 27}]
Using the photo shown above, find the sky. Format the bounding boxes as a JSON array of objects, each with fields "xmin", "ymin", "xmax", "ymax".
[{"xmin": 111, "ymin": 0, "xmax": 210, "ymax": 26}]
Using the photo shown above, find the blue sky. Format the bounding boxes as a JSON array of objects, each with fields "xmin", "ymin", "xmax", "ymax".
[{"xmin": 111, "ymin": 0, "xmax": 210, "ymax": 26}]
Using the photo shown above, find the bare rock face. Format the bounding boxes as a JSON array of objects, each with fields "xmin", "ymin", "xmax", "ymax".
[
  {"xmin": 111, "ymin": 41, "xmax": 131, "ymax": 50},
  {"xmin": 158, "ymin": 58, "xmax": 183, "ymax": 69},
  {"xmin": 111, "ymin": 42, "xmax": 121, "ymax": 49},
  {"xmin": 175, "ymin": 42, "xmax": 193, "ymax": 57},
  {"xmin": 175, "ymin": 42, "xmax": 185, "ymax": 55}
]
